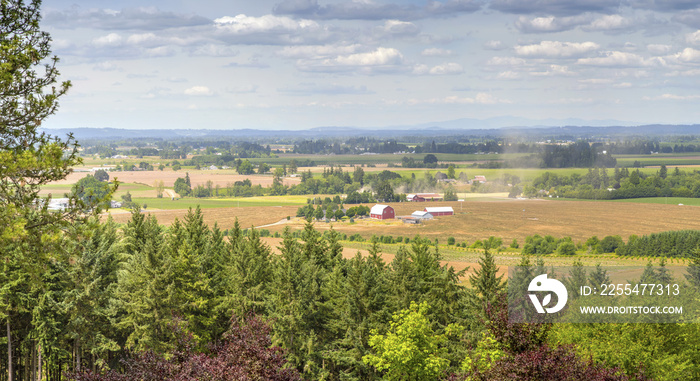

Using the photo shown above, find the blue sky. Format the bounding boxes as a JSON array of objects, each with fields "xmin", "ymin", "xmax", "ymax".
[{"xmin": 40, "ymin": 0, "xmax": 700, "ymax": 130}]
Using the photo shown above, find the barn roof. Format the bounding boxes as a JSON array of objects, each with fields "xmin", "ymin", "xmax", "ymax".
[
  {"xmin": 412, "ymin": 211, "xmax": 433, "ymax": 217},
  {"xmin": 425, "ymin": 206, "xmax": 454, "ymax": 213},
  {"xmin": 370, "ymin": 204, "xmax": 392, "ymax": 214}
]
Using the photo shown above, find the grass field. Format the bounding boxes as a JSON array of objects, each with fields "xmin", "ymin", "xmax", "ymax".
[
  {"xmin": 615, "ymin": 154, "xmax": 700, "ymax": 167},
  {"xmin": 554, "ymin": 196, "xmax": 700, "ymax": 206}
]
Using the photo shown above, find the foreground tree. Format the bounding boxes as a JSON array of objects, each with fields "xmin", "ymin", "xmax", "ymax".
[{"xmin": 1, "ymin": 1, "xmax": 113, "ymax": 379}]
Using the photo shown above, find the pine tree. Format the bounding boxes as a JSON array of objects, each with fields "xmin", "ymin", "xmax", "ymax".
[{"xmin": 468, "ymin": 248, "xmax": 506, "ymax": 315}]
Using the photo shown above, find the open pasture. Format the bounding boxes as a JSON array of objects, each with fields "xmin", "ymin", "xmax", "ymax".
[
  {"xmin": 263, "ymin": 199, "xmax": 700, "ymax": 244},
  {"xmin": 106, "ymin": 204, "xmax": 299, "ymax": 229},
  {"xmin": 48, "ymin": 169, "xmax": 301, "ymax": 188}
]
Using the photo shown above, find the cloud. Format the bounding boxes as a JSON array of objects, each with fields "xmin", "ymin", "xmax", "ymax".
[
  {"xmin": 379, "ymin": 20, "xmax": 420, "ymax": 35},
  {"xmin": 407, "ymin": 93, "xmax": 511, "ymax": 105},
  {"xmin": 515, "ymin": 15, "xmax": 591, "ymax": 33},
  {"xmin": 421, "ymin": 48, "xmax": 455, "ymax": 56},
  {"xmin": 515, "ymin": 41, "xmax": 600, "ymax": 58},
  {"xmin": 496, "ymin": 71, "xmax": 520, "ymax": 79},
  {"xmin": 672, "ymin": 48, "xmax": 700, "ymax": 64},
  {"xmin": 184, "ymin": 86, "xmax": 214, "ymax": 96},
  {"xmin": 530, "ymin": 64, "xmax": 576, "ymax": 76},
  {"xmin": 413, "ymin": 62, "xmax": 464, "ymax": 75},
  {"xmin": 93, "ymin": 61, "xmax": 121, "ymax": 71},
  {"xmin": 686, "ymin": 30, "xmax": 700, "ymax": 45},
  {"xmin": 483, "ymin": 40, "xmax": 507, "ymax": 50},
  {"xmin": 296, "ymin": 47, "xmax": 406, "ymax": 73},
  {"xmin": 582, "ymin": 14, "xmax": 635, "ymax": 33},
  {"xmin": 213, "ymin": 14, "xmax": 335, "ymax": 45},
  {"xmin": 647, "ymin": 44, "xmax": 672, "ymax": 55},
  {"xmin": 278, "ymin": 82, "xmax": 373, "ymax": 95},
  {"xmin": 277, "ymin": 44, "xmax": 363, "ymax": 59},
  {"xmin": 577, "ymin": 51, "xmax": 656, "ymax": 67},
  {"xmin": 490, "ymin": 0, "xmax": 620, "ymax": 16},
  {"xmin": 93, "ymin": 33, "xmax": 123, "ymax": 47},
  {"xmin": 643, "ymin": 93, "xmax": 700, "ymax": 100},
  {"xmin": 487, "ymin": 56, "xmax": 527, "ymax": 66},
  {"xmin": 226, "ymin": 85, "xmax": 258, "ymax": 94},
  {"xmin": 630, "ymin": 0, "xmax": 700, "ymax": 12},
  {"xmin": 673, "ymin": 9, "xmax": 700, "ymax": 28},
  {"xmin": 272, "ymin": 0, "xmax": 482, "ymax": 20},
  {"xmin": 44, "ymin": 7, "xmax": 211, "ymax": 30}
]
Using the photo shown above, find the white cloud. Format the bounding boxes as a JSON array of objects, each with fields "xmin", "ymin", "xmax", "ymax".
[
  {"xmin": 647, "ymin": 44, "xmax": 672, "ymax": 55},
  {"xmin": 487, "ymin": 56, "xmax": 526, "ymax": 66},
  {"xmin": 515, "ymin": 15, "xmax": 591, "ymax": 33},
  {"xmin": 296, "ymin": 47, "xmax": 406, "ymax": 73},
  {"xmin": 583, "ymin": 14, "xmax": 634, "ymax": 32},
  {"xmin": 214, "ymin": 14, "xmax": 318, "ymax": 34},
  {"xmin": 672, "ymin": 48, "xmax": 700, "ymax": 64},
  {"xmin": 497, "ymin": 71, "xmax": 520, "ymax": 79},
  {"xmin": 530, "ymin": 64, "xmax": 575, "ymax": 76},
  {"xmin": 184, "ymin": 86, "xmax": 214, "ymax": 96},
  {"xmin": 644, "ymin": 94, "xmax": 700, "ymax": 101},
  {"xmin": 577, "ymin": 51, "xmax": 654, "ymax": 67},
  {"xmin": 380, "ymin": 20, "xmax": 420, "ymax": 35},
  {"xmin": 687, "ymin": 30, "xmax": 700, "ymax": 45},
  {"xmin": 483, "ymin": 40, "xmax": 506, "ymax": 50},
  {"xmin": 93, "ymin": 61, "xmax": 120, "ymax": 71},
  {"xmin": 427, "ymin": 63, "xmax": 464, "ymax": 75},
  {"xmin": 515, "ymin": 41, "xmax": 599, "ymax": 58},
  {"xmin": 331, "ymin": 47, "xmax": 403, "ymax": 66},
  {"xmin": 407, "ymin": 93, "xmax": 510, "ymax": 105},
  {"xmin": 93, "ymin": 33, "xmax": 123, "ymax": 47},
  {"xmin": 277, "ymin": 44, "xmax": 362, "ymax": 59},
  {"xmin": 420, "ymin": 48, "xmax": 454, "ymax": 57}
]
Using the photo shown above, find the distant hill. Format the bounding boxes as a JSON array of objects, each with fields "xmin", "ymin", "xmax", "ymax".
[{"xmin": 41, "ymin": 123, "xmax": 700, "ymax": 141}]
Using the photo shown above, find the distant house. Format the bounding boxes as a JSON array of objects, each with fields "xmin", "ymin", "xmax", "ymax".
[
  {"xmin": 411, "ymin": 211, "xmax": 434, "ymax": 220},
  {"xmin": 424, "ymin": 206, "xmax": 454, "ymax": 216},
  {"xmin": 474, "ymin": 175, "xmax": 487, "ymax": 183},
  {"xmin": 370, "ymin": 204, "xmax": 395, "ymax": 220},
  {"xmin": 407, "ymin": 193, "xmax": 442, "ymax": 202},
  {"xmin": 208, "ymin": 165, "xmax": 218, "ymax": 170},
  {"xmin": 111, "ymin": 201, "xmax": 123, "ymax": 208}
]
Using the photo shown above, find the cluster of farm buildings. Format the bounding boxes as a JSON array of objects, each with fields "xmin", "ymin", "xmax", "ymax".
[{"xmin": 369, "ymin": 204, "xmax": 454, "ymax": 223}]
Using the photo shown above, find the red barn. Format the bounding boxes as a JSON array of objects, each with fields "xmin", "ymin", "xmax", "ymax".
[
  {"xmin": 424, "ymin": 206, "xmax": 454, "ymax": 216},
  {"xmin": 370, "ymin": 204, "xmax": 395, "ymax": 220}
]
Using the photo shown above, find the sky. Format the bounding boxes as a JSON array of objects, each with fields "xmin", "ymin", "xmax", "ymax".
[{"xmin": 39, "ymin": 0, "xmax": 700, "ymax": 130}]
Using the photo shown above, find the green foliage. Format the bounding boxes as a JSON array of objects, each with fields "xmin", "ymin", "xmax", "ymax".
[
  {"xmin": 616, "ymin": 230, "xmax": 700, "ymax": 258},
  {"xmin": 363, "ymin": 301, "xmax": 459, "ymax": 381},
  {"xmin": 174, "ymin": 176, "xmax": 192, "ymax": 197},
  {"xmin": 72, "ymin": 174, "xmax": 112, "ymax": 208},
  {"xmin": 556, "ymin": 240, "xmax": 576, "ymax": 256},
  {"xmin": 468, "ymin": 248, "xmax": 505, "ymax": 315}
]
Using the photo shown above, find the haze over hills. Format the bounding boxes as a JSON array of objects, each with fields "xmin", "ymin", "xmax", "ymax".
[{"xmin": 40, "ymin": 117, "xmax": 700, "ymax": 141}]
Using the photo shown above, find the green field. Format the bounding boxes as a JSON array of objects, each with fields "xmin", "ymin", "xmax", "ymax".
[{"xmin": 615, "ymin": 154, "xmax": 700, "ymax": 167}]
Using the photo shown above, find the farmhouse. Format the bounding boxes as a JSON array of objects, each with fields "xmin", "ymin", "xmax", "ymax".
[
  {"xmin": 473, "ymin": 175, "xmax": 487, "ymax": 183},
  {"xmin": 424, "ymin": 206, "xmax": 454, "ymax": 216},
  {"xmin": 370, "ymin": 204, "xmax": 395, "ymax": 220},
  {"xmin": 407, "ymin": 193, "xmax": 443, "ymax": 202}
]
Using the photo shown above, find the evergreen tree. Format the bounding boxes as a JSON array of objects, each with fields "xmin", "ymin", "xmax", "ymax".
[
  {"xmin": 588, "ymin": 263, "xmax": 610, "ymax": 289},
  {"xmin": 468, "ymin": 248, "xmax": 506, "ymax": 315}
]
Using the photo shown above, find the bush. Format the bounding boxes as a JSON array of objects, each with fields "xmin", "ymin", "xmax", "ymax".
[
  {"xmin": 447, "ymin": 237, "xmax": 456, "ymax": 245},
  {"xmin": 556, "ymin": 241, "xmax": 576, "ymax": 256}
]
